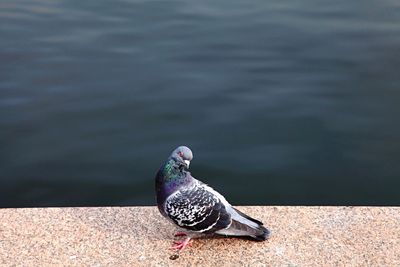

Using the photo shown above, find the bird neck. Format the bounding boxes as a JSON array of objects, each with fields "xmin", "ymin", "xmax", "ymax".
[{"xmin": 156, "ymin": 158, "xmax": 192, "ymax": 201}]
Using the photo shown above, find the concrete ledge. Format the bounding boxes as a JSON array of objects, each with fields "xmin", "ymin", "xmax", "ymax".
[{"xmin": 0, "ymin": 206, "xmax": 399, "ymax": 266}]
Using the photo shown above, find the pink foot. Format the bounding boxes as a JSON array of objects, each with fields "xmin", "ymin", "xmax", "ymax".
[
  {"xmin": 174, "ymin": 232, "xmax": 187, "ymax": 237},
  {"xmin": 170, "ymin": 237, "xmax": 192, "ymax": 251}
]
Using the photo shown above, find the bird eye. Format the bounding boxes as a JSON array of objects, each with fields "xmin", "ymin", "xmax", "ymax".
[{"xmin": 178, "ymin": 151, "xmax": 183, "ymax": 158}]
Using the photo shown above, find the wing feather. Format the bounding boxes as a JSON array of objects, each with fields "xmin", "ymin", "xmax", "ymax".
[{"xmin": 165, "ymin": 183, "xmax": 231, "ymax": 233}]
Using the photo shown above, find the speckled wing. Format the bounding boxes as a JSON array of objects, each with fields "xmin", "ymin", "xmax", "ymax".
[{"xmin": 164, "ymin": 183, "xmax": 231, "ymax": 233}]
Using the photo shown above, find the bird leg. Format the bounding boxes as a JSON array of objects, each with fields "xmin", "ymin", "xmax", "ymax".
[
  {"xmin": 171, "ymin": 237, "xmax": 192, "ymax": 251},
  {"xmin": 174, "ymin": 232, "xmax": 187, "ymax": 237}
]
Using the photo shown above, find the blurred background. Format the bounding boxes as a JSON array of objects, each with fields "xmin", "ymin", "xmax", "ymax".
[{"xmin": 1, "ymin": 0, "xmax": 400, "ymax": 207}]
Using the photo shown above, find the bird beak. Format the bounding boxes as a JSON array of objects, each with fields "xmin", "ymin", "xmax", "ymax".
[{"xmin": 184, "ymin": 160, "xmax": 190, "ymax": 168}]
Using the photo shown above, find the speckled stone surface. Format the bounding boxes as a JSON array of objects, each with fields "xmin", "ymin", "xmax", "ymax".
[{"xmin": 0, "ymin": 206, "xmax": 399, "ymax": 266}]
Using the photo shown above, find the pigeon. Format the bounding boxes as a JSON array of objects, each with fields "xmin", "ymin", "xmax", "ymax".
[{"xmin": 155, "ymin": 146, "xmax": 271, "ymax": 251}]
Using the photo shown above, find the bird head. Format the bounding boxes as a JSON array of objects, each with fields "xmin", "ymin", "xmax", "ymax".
[{"xmin": 171, "ymin": 146, "xmax": 193, "ymax": 170}]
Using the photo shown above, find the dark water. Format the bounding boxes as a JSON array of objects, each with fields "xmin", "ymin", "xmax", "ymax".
[{"xmin": 1, "ymin": 0, "xmax": 400, "ymax": 207}]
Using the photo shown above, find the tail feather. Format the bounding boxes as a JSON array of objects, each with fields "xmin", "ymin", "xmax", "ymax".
[
  {"xmin": 215, "ymin": 209, "xmax": 271, "ymax": 241},
  {"xmin": 233, "ymin": 207, "xmax": 264, "ymax": 225},
  {"xmin": 253, "ymin": 224, "xmax": 271, "ymax": 241},
  {"xmin": 231, "ymin": 219, "xmax": 271, "ymax": 241}
]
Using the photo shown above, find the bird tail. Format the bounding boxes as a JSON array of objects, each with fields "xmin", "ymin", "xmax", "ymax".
[{"xmin": 215, "ymin": 208, "xmax": 271, "ymax": 241}]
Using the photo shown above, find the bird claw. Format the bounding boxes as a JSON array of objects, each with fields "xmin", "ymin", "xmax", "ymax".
[
  {"xmin": 170, "ymin": 238, "xmax": 192, "ymax": 251},
  {"xmin": 173, "ymin": 240, "xmax": 192, "ymax": 245}
]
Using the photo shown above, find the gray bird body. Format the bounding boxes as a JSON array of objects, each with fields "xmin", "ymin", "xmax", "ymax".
[{"xmin": 155, "ymin": 146, "xmax": 270, "ymax": 241}]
